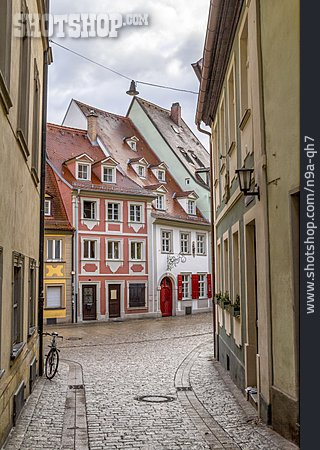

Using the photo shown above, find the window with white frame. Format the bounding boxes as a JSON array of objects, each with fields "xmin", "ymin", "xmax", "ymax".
[
  {"xmin": 83, "ymin": 200, "xmax": 97, "ymax": 220},
  {"xmin": 77, "ymin": 163, "xmax": 90, "ymax": 180},
  {"xmin": 107, "ymin": 203, "xmax": 120, "ymax": 221},
  {"xmin": 47, "ymin": 239, "xmax": 62, "ymax": 261},
  {"xmin": 232, "ymin": 230, "xmax": 240, "ymax": 300},
  {"xmin": 156, "ymin": 194, "xmax": 165, "ymax": 210},
  {"xmin": 107, "ymin": 241, "xmax": 121, "ymax": 260},
  {"xmin": 128, "ymin": 140, "xmax": 137, "ymax": 151},
  {"xmin": 157, "ymin": 169, "xmax": 165, "ymax": 181},
  {"xmin": 44, "ymin": 199, "xmax": 51, "ymax": 216},
  {"xmin": 182, "ymin": 274, "xmax": 191, "ymax": 299},
  {"xmin": 161, "ymin": 231, "xmax": 172, "ymax": 253},
  {"xmin": 187, "ymin": 200, "xmax": 196, "ymax": 215},
  {"xmin": 198, "ymin": 274, "xmax": 206, "ymax": 298},
  {"xmin": 239, "ymin": 17, "xmax": 249, "ymax": 116},
  {"xmin": 46, "ymin": 285, "xmax": 62, "ymax": 309},
  {"xmin": 227, "ymin": 63, "xmax": 236, "ymax": 146},
  {"xmin": 83, "ymin": 240, "xmax": 97, "ymax": 259},
  {"xmin": 219, "ymin": 99, "xmax": 226, "ymax": 156},
  {"xmin": 185, "ymin": 178, "xmax": 190, "ymax": 186},
  {"xmin": 12, "ymin": 253, "xmax": 24, "ymax": 350},
  {"xmin": 103, "ymin": 166, "xmax": 115, "ymax": 183},
  {"xmin": 129, "ymin": 204, "xmax": 142, "ymax": 223},
  {"xmin": 180, "ymin": 233, "xmax": 190, "ymax": 254},
  {"xmin": 196, "ymin": 234, "xmax": 206, "ymax": 255},
  {"xmin": 224, "ymin": 237, "xmax": 229, "ymax": 293},
  {"xmin": 130, "ymin": 242, "xmax": 143, "ymax": 260},
  {"xmin": 138, "ymin": 165, "xmax": 145, "ymax": 178}
]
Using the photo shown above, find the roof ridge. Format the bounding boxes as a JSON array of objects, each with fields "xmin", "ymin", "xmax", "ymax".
[
  {"xmin": 47, "ymin": 122, "xmax": 87, "ymax": 134},
  {"xmin": 74, "ymin": 99, "xmax": 129, "ymax": 121}
]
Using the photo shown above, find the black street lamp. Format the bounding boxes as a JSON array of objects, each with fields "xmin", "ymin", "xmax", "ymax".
[
  {"xmin": 235, "ymin": 167, "xmax": 260, "ymax": 200},
  {"xmin": 126, "ymin": 80, "xmax": 139, "ymax": 96}
]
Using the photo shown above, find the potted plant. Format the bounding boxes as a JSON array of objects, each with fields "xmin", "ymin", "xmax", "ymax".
[
  {"xmin": 221, "ymin": 291, "xmax": 231, "ymax": 310},
  {"xmin": 214, "ymin": 292, "xmax": 222, "ymax": 306},
  {"xmin": 232, "ymin": 295, "xmax": 241, "ymax": 317}
]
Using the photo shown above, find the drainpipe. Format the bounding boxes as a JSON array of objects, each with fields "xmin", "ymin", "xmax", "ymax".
[
  {"xmin": 197, "ymin": 123, "xmax": 217, "ymax": 359},
  {"xmin": 38, "ymin": 48, "xmax": 50, "ymax": 377},
  {"xmin": 72, "ymin": 189, "xmax": 80, "ymax": 322}
]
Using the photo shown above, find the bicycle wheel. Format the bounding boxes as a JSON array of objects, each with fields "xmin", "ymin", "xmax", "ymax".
[{"xmin": 45, "ymin": 348, "xmax": 59, "ymax": 379}]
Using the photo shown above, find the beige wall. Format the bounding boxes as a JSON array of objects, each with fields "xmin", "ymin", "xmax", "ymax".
[
  {"xmin": 0, "ymin": 0, "xmax": 48, "ymax": 445},
  {"xmin": 260, "ymin": 0, "xmax": 300, "ymax": 400}
]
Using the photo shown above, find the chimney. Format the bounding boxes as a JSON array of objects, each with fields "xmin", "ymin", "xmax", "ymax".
[
  {"xmin": 170, "ymin": 102, "xmax": 182, "ymax": 127},
  {"xmin": 87, "ymin": 109, "xmax": 98, "ymax": 143}
]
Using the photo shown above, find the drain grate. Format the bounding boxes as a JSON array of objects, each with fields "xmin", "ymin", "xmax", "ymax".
[
  {"xmin": 67, "ymin": 337, "xmax": 82, "ymax": 341},
  {"xmin": 135, "ymin": 395, "xmax": 175, "ymax": 403},
  {"xmin": 69, "ymin": 384, "xmax": 84, "ymax": 390},
  {"xmin": 176, "ymin": 386, "xmax": 193, "ymax": 391}
]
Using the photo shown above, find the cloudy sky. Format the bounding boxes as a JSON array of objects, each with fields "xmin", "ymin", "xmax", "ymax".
[{"xmin": 48, "ymin": 0, "xmax": 210, "ymax": 147}]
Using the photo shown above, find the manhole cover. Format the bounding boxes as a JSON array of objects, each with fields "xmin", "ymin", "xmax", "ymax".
[
  {"xmin": 66, "ymin": 337, "xmax": 82, "ymax": 341},
  {"xmin": 69, "ymin": 384, "xmax": 84, "ymax": 390},
  {"xmin": 135, "ymin": 395, "xmax": 175, "ymax": 403}
]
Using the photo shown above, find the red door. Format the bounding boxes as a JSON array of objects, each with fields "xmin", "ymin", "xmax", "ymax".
[{"xmin": 160, "ymin": 277, "xmax": 172, "ymax": 317}]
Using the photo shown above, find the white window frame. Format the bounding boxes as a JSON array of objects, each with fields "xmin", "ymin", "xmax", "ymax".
[
  {"xmin": 137, "ymin": 165, "xmax": 146, "ymax": 178},
  {"xmin": 82, "ymin": 199, "xmax": 99, "ymax": 220},
  {"xmin": 82, "ymin": 239, "xmax": 98, "ymax": 260},
  {"xmin": 180, "ymin": 232, "xmax": 191, "ymax": 254},
  {"xmin": 223, "ymin": 232, "xmax": 230, "ymax": 293},
  {"xmin": 46, "ymin": 285, "xmax": 63, "ymax": 309},
  {"xmin": 129, "ymin": 203, "xmax": 143, "ymax": 223},
  {"xmin": 128, "ymin": 140, "xmax": 137, "ymax": 151},
  {"xmin": 130, "ymin": 241, "xmax": 144, "ymax": 261},
  {"xmin": 77, "ymin": 162, "xmax": 91, "ymax": 181},
  {"xmin": 157, "ymin": 169, "xmax": 165, "ymax": 181},
  {"xmin": 198, "ymin": 273, "xmax": 207, "ymax": 298},
  {"xmin": 156, "ymin": 194, "xmax": 165, "ymax": 210},
  {"xmin": 187, "ymin": 199, "xmax": 196, "ymax": 215},
  {"xmin": 196, "ymin": 233, "xmax": 206, "ymax": 255},
  {"xmin": 102, "ymin": 165, "xmax": 116, "ymax": 183},
  {"xmin": 182, "ymin": 274, "xmax": 191, "ymax": 300},
  {"xmin": 161, "ymin": 230, "xmax": 173, "ymax": 254},
  {"xmin": 106, "ymin": 240, "xmax": 122, "ymax": 261},
  {"xmin": 107, "ymin": 202, "xmax": 121, "ymax": 222},
  {"xmin": 44, "ymin": 199, "xmax": 51, "ymax": 216},
  {"xmin": 47, "ymin": 239, "xmax": 62, "ymax": 261}
]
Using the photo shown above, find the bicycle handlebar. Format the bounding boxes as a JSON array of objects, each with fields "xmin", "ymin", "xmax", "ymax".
[{"xmin": 43, "ymin": 332, "xmax": 63, "ymax": 339}]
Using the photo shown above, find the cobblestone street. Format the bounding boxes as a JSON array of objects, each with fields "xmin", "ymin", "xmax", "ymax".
[{"xmin": 4, "ymin": 314, "xmax": 297, "ymax": 450}]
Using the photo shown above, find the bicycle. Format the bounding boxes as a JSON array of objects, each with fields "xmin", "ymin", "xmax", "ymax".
[{"xmin": 43, "ymin": 331, "xmax": 63, "ymax": 379}]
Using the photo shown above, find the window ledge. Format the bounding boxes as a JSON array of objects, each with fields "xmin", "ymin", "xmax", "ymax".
[
  {"xmin": 228, "ymin": 141, "xmax": 236, "ymax": 155},
  {"xmin": 239, "ymin": 108, "xmax": 251, "ymax": 131},
  {"xmin": 0, "ymin": 71, "xmax": 13, "ymax": 113},
  {"xmin": 107, "ymin": 259, "xmax": 124, "ymax": 263},
  {"xmin": 0, "ymin": 368, "xmax": 5, "ymax": 380},
  {"xmin": 128, "ymin": 306, "xmax": 147, "ymax": 310},
  {"xmin": 45, "ymin": 307, "xmax": 66, "ymax": 311},
  {"xmin": 28, "ymin": 327, "xmax": 37, "ymax": 339},
  {"xmin": 16, "ymin": 129, "xmax": 30, "ymax": 160},
  {"xmin": 31, "ymin": 167, "xmax": 40, "ymax": 187},
  {"xmin": 11, "ymin": 342, "xmax": 25, "ymax": 361}
]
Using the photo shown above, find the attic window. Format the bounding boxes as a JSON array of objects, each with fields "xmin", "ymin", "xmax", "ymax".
[
  {"xmin": 77, "ymin": 163, "xmax": 90, "ymax": 181},
  {"xmin": 138, "ymin": 165, "xmax": 146, "ymax": 178},
  {"xmin": 156, "ymin": 194, "xmax": 165, "ymax": 210},
  {"xmin": 103, "ymin": 166, "xmax": 116, "ymax": 183},
  {"xmin": 179, "ymin": 148, "xmax": 193, "ymax": 164},
  {"xmin": 128, "ymin": 140, "xmax": 137, "ymax": 151},
  {"xmin": 190, "ymin": 152, "xmax": 205, "ymax": 168},
  {"xmin": 157, "ymin": 169, "xmax": 165, "ymax": 181},
  {"xmin": 187, "ymin": 200, "xmax": 196, "ymax": 215},
  {"xmin": 44, "ymin": 199, "xmax": 51, "ymax": 216}
]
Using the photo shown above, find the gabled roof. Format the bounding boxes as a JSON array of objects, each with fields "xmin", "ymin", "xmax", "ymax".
[
  {"xmin": 64, "ymin": 153, "xmax": 94, "ymax": 165},
  {"xmin": 92, "ymin": 156, "xmax": 119, "ymax": 167},
  {"xmin": 174, "ymin": 190, "xmax": 199, "ymax": 199},
  {"xmin": 149, "ymin": 162, "xmax": 168, "ymax": 170},
  {"xmin": 128, "ymin": 157, "xmax": 148, "ymax": 165},
  {"xmin": 127, "ymin": 97, "xmax": 210, "ymax": 189},
  {"xmin": 144, "ymin": 184, "xmax": 168, "ymax": 193},
  {"xmin": 45, "ymin": 163, "xmax": 73, "ymax": 232},
  {"xmin": 63, "ymin": 100, "xmax": 209, "ymax": 224}
]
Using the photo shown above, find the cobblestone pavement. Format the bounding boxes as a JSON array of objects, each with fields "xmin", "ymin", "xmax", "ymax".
[{"xmin": 3, "ymin": 314, "xmax": 298, "ymax": 449}]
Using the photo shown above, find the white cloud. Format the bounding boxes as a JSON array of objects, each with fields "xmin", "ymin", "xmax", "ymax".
[{"xmin": 48, "ymin": 0, "xmax": 211, "ymax": 147}]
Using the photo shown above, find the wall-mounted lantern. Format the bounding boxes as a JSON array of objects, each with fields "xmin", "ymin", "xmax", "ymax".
[{"xmin": 235, "ymin": 168, "xmax": 260, "ymax": 200}]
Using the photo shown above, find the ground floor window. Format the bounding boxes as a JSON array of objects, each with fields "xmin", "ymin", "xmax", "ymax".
[
  {"xmin": 46, "ymin": 285, "xmax": 62, "ymax": 309},
  {"xmin": 129, "ymin": 283, "xmax": 146, "ymax": 308},
  {"xmin": 12, "ymin": 253, "xmax": 24, "ymax": 349},
  {"xmin": 182, "ymin": 274, "xmax": 191, "ymax": 299}
]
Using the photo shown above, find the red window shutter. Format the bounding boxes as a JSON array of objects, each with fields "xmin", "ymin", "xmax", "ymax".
[
  {"xmin": 192, "ymin": 274, "xmax": 199, "ymax": 299},
  {"xmin": 207, "ymin": 274, "xmax": 212, "ymax": 298},
  {"xmin": 177, "ymin": 275, "xmax": 183, "ymax": 300}
]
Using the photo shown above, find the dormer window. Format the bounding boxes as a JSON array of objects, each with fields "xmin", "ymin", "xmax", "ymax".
[
  {"xmin": 157, "ymin": 169, "xmax": 165, "ymax": 181},
  {"xmin": 103, "ymin": 166, "xmax": 116, "ymax": 183},
  {"xmin": 125, "ymin": 136, "xmax": 139, "ymax": 151},
  {"xmin": 156, "ymin": 194, "xmax": 165, "ymax": 210},
  {"xmin": 187, "ymin": 200, "xmax": 196, "ymax": 215},
  {"xmin": 77, "ymin": 163, "xmax": 90, "ymax": 181},
  {"xmin": 44, "ymin": 199, "xmax": 51, "ymax": 216},
  {"xmin": 138, "ymin": 165, "xmax": 146, "ymax": 178}
]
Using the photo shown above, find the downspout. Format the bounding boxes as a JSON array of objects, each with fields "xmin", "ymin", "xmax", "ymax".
[
  {"xmin": 72, "ymin": 189, "xmax": 80, "ymax": 322},
  {"xmin": 197, "ymin": 123, "xmax": 217, "ymax": 358},
  {"xmin": 38, "ymin": 47, "xmax": 49, "ymax": 377}
]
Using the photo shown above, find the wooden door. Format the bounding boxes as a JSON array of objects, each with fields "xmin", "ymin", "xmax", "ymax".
[
  {"xmin": 108, "ymin": 284, "xmax": 121, "ymax": 318},
  {"xmin": 82, "ymin": 285, "xmax": 97, "ymax": 320},
  {"xmin": 160, "ymin": 277, "xmax": 172, "ymax": 317}
]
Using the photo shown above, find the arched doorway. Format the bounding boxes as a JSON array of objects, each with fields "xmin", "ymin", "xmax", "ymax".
[{"xmin": 160, "ymin": 277, "xmax": 173, "ymax": 317}]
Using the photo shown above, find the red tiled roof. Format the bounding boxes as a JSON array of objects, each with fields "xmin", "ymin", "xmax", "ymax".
[
  {"xmin": 45, "ymin": 163, "xmax": 73, "ymax": 231},
  {"xmin": 46, "ymin": 123, "xmax": 155, "ymax": 198},
  {"xmin": 74, "ymin": 100, "xmax": 208, "ymax": 224}
]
